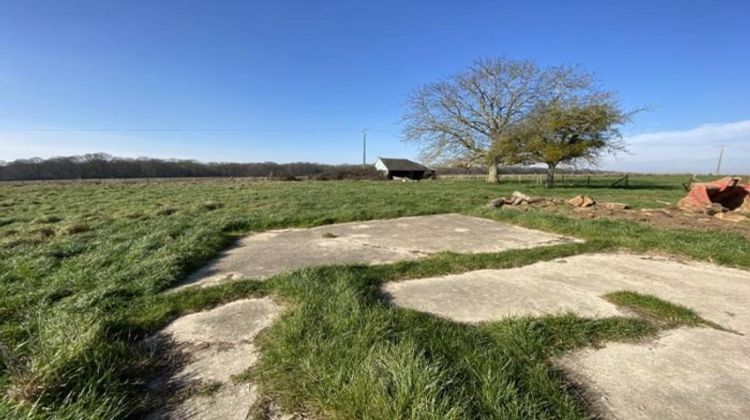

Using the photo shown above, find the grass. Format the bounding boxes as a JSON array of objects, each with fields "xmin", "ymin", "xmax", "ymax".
[
  {"xmin": 194, "ymin": 381, "xmax": 222, "ymax": 397},
  {"xmin": 604, "ymin": 291, "xmax": 730, "ymax": 331},
  {"xmin": 252, "ymin": 257, "xmax": 656, "ymax": 419},
  {"xmin": 0, "ymin": 176, "xmax": 747, "ymax": 418},
  {"xmin": 250, "ymin": 254, "xmax": 727, "ymax": 418}
]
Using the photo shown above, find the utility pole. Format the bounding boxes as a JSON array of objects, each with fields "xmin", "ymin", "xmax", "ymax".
[
  {"xmin": 362, "ymin": 129, "xmax": 367, "ymax": 169},
  {"xmin": 715, "ymin": 145, "xmax": 725, "ymax": 175}
]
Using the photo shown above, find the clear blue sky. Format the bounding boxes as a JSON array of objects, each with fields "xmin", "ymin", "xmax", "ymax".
[{"xmin": 1, "ymin": 0, "xmax": 748, "ymax": 173}]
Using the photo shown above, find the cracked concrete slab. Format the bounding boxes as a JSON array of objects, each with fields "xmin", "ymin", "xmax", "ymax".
[
  {"xmin": 557, "ymin": 327, "xmax": 750, "ymax": 420},
  {"xmin": 149, "ymin": 298, "xmax": 282, "ymax": 420},
  {"xmin": 383, "ymin": 266, "xmax": 625, "ymax": 322},
  {"xmin": 383, "ymin": 253, "xmax": 750, "ymax": 419},
  {"xmin": 177, "ymin": 213, "xmax": 577, "ymax": 289}
]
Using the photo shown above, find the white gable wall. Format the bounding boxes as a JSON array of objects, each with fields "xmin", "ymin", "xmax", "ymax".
[{"xmin": 374, "ymin": 158, "xmax": 388, "ymax": 173}]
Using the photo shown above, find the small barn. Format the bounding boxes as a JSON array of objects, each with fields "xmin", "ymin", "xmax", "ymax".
[{"xmin": 375, "ymin": 157, "xmax": 435, "ymax": 180}]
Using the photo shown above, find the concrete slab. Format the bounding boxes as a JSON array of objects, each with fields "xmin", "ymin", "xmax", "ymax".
[
  {"xmin": 150, "ymin": 298, "xmax": 282, "ymax": 420},
  {"xmin": 383, "ymin": 253, "xmax": 750, "ymax": 419},
  {"xmin": 557, "ymin": 328, "xmax": 750, "ymax": 420},
  {"xmin": 383, "ymin": 266, "xmax": 625, "ymax": 322},
  {"xmin": 177, "ymin": 214, "xmax": 577, "ymax": 289}
]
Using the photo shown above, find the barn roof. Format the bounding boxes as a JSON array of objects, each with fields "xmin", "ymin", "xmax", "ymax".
[{"xmin": 377, "ymin": 158, "xmax": 431, "ymax": 171}]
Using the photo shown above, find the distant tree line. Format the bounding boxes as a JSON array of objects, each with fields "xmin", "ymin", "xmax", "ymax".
[
  {"xmin": 0, "ymin": 153, "xmax": 359, "ymax": 181},
  {"xmin": 0, "ymin": 153, "xmax": 611, "ymax": 181}
]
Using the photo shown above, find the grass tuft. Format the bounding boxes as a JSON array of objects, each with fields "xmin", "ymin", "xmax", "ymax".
[
  {"xmin": 604, "ymin": 291, "xmax": 728, "ymax": 331},
  {"xmin": 33, "ymin": 215, "xmax": 63, "ymax": 224},
  {"xmin": 201, "ymin": 201, "xmax": 223, "ymax": 211},
  {"xmin": 195, "ymin": 381, "xmax": 222, "ymax": 397},
  {"xmin": 31, "ymin": 226, "xmax": 56, "ymax": 239},
  {"xmin": 156, "ymin": 206, "xmax": 178, "ymax": 216},
  {"xmin": 64, "ymin": 223, "xmax": 92, "ymax": 235}
]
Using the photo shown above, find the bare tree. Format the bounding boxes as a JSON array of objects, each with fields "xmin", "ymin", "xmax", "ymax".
[{"xmin": 402, "ymin": 58, "xmax": 595, "ymax": 183}]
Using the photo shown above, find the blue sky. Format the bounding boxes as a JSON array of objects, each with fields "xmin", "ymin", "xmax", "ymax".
[{"xmin": 1, "ymin": 0, "xmax": 748, "ymax": 173}]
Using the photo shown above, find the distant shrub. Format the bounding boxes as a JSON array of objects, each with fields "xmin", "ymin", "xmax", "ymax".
[
  {"xmin": 270, "ymin": 174, "xmax": 301, "ymax": 181},
  {"xmin": 312, "ymin": 167, "xmax": 385, "ymax": 181}
]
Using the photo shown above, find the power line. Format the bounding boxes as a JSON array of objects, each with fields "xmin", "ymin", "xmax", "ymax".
[
  {"xmin": 0, "ymin": 127, "xmax": 396, "ymax": 133},
  {"xmin": 0, "ymin": 127, "xmax": 398, "ymax": 133}
]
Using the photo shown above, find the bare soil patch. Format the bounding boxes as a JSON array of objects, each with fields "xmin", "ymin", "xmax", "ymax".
[{"xmin": 556, "ymin": 205, "xmax": 750, "ymax": 238}]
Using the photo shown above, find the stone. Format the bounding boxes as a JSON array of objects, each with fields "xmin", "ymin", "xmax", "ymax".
[
  {"xmin": 509, "ymin": 191, "xmax": 546, "ymax": 205},
  {"xmin": 487, "ymin": 198, "xmax": 507, "ymax": 208},
  {"xmin": 713, "ymin": 212, "xmax": 748, "ymax": 222},
  {"xmin": 706, "ymin": 202, "xmax": 727, "ymax": 215},
  {"xmin": 511, "ymin": 191, "xmax": 531, "ymax": 201},
  {"xmin": 568, "ymin": 194, "xmax": 595, "ymax": 208},
  {"xmin": 601, "ymin": 202, "xmax": 631, "ymax": 210},
  {"xmin": 739, "ymin": 195, "xmax": 750, "ymax": 213}
]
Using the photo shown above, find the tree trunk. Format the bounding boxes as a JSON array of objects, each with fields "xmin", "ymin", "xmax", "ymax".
[
  {"xmin": 486, "ymin": 161, "xmax": 500, "ymax": 184},
  {"xmin": 545, "ymin": 164, "xmax": 556, "ymax": 188}
]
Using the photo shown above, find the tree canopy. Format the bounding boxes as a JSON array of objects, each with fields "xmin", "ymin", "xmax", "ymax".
[
  {"xmin": 402, "ymin": 58, "xmax": 628, "ymax": 183},
  {"xmin": 495, "ymin": 98, "xmax": 629, "ymax": 186}
]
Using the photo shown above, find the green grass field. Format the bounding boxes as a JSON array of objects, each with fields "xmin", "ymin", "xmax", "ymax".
[{"xmin": 1, "ymin": 176, "xmax": 748, "ymax": 418}]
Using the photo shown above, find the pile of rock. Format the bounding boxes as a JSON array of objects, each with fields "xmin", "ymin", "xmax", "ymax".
[
  {"xmin": 568, "ymin": 195, "xmax": 631, "ymax": 211},
  {"xmin": 487, "ymin": 191, "xmax": 558, "ymax": 208},
  {"xmin": 488, "ymin": 192, "xmax": 632, "ymax": 213},
  {"xmin": 567, "ymin": 194, "xmax": 595, "ymax": 208}
]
